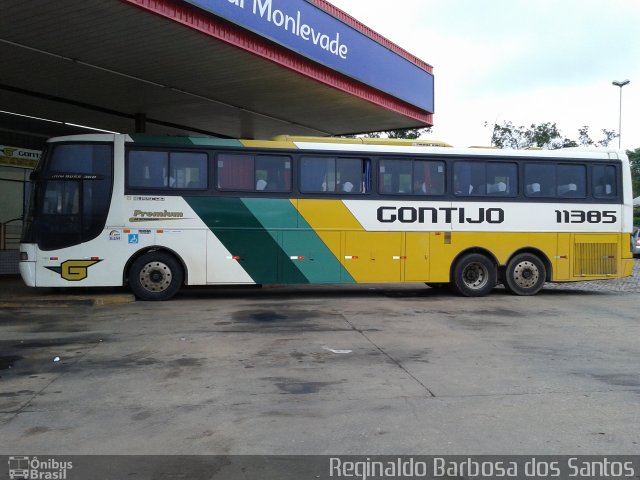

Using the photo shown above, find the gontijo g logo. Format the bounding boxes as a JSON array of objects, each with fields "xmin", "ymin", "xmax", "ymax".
[{"xmin": 45, "ymin": 260, "xmax": 102, "ymax": 281}]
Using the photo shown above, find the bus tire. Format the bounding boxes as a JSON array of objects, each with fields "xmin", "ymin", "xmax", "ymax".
[
  {"xmin": 451, "ymin": 253, "xmax": 496, "ymax": 297},
  {"xmin": 128, "ymin": 251, "xmax": 183, "ymax": 301},
  {"xmin": 503, "ymin": 253, "xmax": 545, "ymax": 296}
]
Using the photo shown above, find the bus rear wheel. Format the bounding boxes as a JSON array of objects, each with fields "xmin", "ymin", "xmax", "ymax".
[
  {"xmin": 452, "ymin": 253, "xmax": 496, "ymax": 297},
  {"xmin": 129, "ymin": 252, "xmax": 183, "ymax": 301},
  {"xmin": 504, "ymin": 253, "xmax": 546, "ymax": 296}
]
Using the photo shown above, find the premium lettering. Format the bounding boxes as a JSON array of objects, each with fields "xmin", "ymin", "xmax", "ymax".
[{"xmin": 129, "ymin": 210, "xmax": 185, "ymax": 222}]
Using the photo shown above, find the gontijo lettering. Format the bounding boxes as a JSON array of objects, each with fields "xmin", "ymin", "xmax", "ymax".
[{"xmin": 377, "ymin": 206, "xmax": 505, "ymax": 224}]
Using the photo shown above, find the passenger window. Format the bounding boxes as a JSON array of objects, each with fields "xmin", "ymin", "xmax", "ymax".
[
  {"xmin": 454, "ymin": 161, "xmax": 517, "ymax": 197},
  {"xmin": 300, "ymin": 156, "xmax": 369, "ymax": 194},
  {"xmin": 525, "ymin": 163, "xmax": 555, "ymax": 197},
  {"xmin": 592, "ymin": 165, "xmax": 617, "ymax": 199},
  {"xmin": 217, "ymin": 153, "xmax": 253, "ymax": 191},
  {"xmin": 414, "ymin": 160, "xmax": 445, "ymax": 195},
  {"xmin": 337, "ymin": 158, "xmax": 365, "ymax": 193},
  {"xmin": 170, "ymin": 152, "xmax": 207, "ymax": 189},
  {"xmin": 128, "ymin": 151, "xmax": 169, "ymax": 188},
  {"xmin": 486, "ymin": 163, "xmax": 517, "ymax": 196},
  {"xmin": 300, "ymin": 157, "xmax": 334, "ymax": 192},
  {"xmin": 557, "ymin": 164, "xmax": 586, "ymax": 198},
  {"xmin": 380, "ymin": 159, "xmax": 445, "ymax": 195},
  {"xmin": 525, "ymin": 163, "xmax": 586, "ymax": 198},
  {"xmin": 217, "ymin": 153, "xmax": 291, "ymax": 192},
  {"xmin": 379, "ymin": 159, "xmax": 412, "ymax": 194},
  {"xmin": 128, "ymin": 150, "xmax": 208, "ymax": 190},
  {"xmin": 255, "ymin": 155, "xmax": 291, "ymax": 192},
  {"xmin": 454, "ymin": 162, "xmax": 485, "ymax": 196}
]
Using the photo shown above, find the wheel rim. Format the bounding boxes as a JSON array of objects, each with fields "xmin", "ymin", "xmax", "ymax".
[
  {"xmin": 512, "ymin": 260, "xmax": 539, "ymax": 289},
  {"xmin": 138, "ymin": 261, "xmax": 172, "ymax": 293},
  {"xmin": 461, "ymin": 262, "xmax": 489, "ymax": 290}
]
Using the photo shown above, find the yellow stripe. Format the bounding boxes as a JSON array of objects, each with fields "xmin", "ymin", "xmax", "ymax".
[
  {"xmin": 294, "ymin": 199, "xmax": 367, "ymax": 280},
  {"xmin": 295, "ymin": 200, "xmax": 410, "ymax": 282},
  {"xmin": 293, "ymin": 200, "xmax": 630, "ymax": 284},
  {"xmin": 295, "ymin": 199, "xmax": 363, "ymax": 231},
  {"xmin": 293, "ymin": 199, "xmax": 362, "ymax": 268},
  {"xmin": 239, "ymin": 140, "xmax": 298, "ymax": 149}
]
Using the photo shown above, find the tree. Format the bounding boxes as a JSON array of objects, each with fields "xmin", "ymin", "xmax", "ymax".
[
  {"xmin": 487, "ymin": 121, "xmax": 573, "ymax": 149},
  {"xmin": 385, "ymin": 128, "xmax": 431, "ymax": 139},
  {"xmin": 628, "ymin": 147, "xmax": 640, "ymax": 198},
  {"xmin": 577, "ymin": 126, "xmax": 618, "ymax": 147},
  {"xmin": 488, "ymin": 121, "xmax": 618, "ymax": 150},
  {"xmin": 351, "ymin": 127, "xmax": 432, "ymax": 140}
]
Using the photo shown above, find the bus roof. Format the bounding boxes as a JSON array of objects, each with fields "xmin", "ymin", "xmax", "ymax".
[{"xmin": 45, "ymin": 133, "xmax": 625, "ymax": 161}]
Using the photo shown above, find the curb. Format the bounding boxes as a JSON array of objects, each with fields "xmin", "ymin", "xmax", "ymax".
[{"xmin": 0, "ymin": 293, "xmax": 136, "ymax": 308}]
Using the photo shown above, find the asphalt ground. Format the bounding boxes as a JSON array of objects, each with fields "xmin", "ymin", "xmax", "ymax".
[{"xmin": 0, "ymin": 262, "xmax": 638, "ymax": 456}]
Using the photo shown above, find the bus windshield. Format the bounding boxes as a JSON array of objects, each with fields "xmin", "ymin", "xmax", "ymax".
[{"xmin": 22, "ymin": 143, "xmax": 113, "ymax": 251}]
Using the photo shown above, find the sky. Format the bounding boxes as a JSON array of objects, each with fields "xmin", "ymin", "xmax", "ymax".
[{"xmin": 327, "ymin": 0, "xmax": 640, "ymax": 151}]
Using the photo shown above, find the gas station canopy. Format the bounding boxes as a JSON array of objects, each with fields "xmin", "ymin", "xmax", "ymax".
[{"xmin": 0, "ymin": 0, "xmax": 434, "ymax": 140}]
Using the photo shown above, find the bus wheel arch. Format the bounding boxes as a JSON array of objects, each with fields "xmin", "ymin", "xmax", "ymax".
[
  {"xmin": 502, "ymin": 249, "xmax": 549, "ymax": 296},
  {"xmin": 450, "ymin": 248, "xmax": 498, "ymax": 297},
  {"xmin": 124, "ymin": 247, "xmax": 187, "ymax": 301}
]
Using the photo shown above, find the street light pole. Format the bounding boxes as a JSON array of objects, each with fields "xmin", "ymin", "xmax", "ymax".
[{"xmin": 612, "ymin": 79, "xmax": 630, "ymax": 149}]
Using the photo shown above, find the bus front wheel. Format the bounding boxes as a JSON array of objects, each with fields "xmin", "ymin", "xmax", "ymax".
[
  {"xmin": 128, "ymin": 252, "xmax": 184, "ymax": 301},
  {"xmin": 503, "ymin": 253, "xmax": 546, "ymax": 296},
  {"xmin": 452, "ymin": 253, "xmax": 496, "ymax": 297}
]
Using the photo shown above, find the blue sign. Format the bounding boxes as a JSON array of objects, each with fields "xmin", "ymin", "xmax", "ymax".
[
  {"xmin": 185, "ymin": 0, "xmax": 434, "ymax": 112},
  {"xmin": 128, "ymin": 234, "xmax": 139, "ymax": 244}
]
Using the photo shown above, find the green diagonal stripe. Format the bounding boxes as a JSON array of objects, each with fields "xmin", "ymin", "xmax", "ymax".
[
  {"xmin": 185, "ymin": 197, "xmax": 308, "ymax": 284},
  {"xmin": 242, "ymin": 198, "xmax": 355, "ymax": 284}
]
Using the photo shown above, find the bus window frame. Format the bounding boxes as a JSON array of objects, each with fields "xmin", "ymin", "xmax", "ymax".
[
  {"xmin": 378, "ymin": 157, "xmax": 447, "ymax": 197},
  {"xmin": 215, "ymin": 152, "xmax": 293, "ymax": 194},
  {"xmin": 298, "ymin": 154, "xmax": 372, "ymax": 196},
  {"xmin": 125, "ymin": 147, "xmax": 210, "ymax": 194}
]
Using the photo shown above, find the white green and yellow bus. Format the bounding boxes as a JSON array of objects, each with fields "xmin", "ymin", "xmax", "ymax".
[{"xmin": 19, "ymin": 133, "xmax": 635, "ymax": 300}]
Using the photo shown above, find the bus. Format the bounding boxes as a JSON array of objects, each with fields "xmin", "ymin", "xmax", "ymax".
[{"xmin": 19, "ymin": 133, "xmax": 635, "ymax": 300}]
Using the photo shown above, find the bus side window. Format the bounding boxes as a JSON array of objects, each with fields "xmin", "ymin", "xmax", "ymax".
[
  {"xmin": 255, "ymin": 155, "xmax": 291, "ymax": 192},
  {"xmin": 486, "ymin": 162, "xmax": 517, "ymax": 196},
  {"xmin": 380, "ymin": 159, "xmax": 445, "ymax": 195},
  {"xmin": 525, "ymin": 163, "xmax": 554, "ymax": 197},
  {"xmin": 379, "ymin": 159, "xmax": 411, "ymax": 194},
  {"xmin": 128, "ymin": 151, "xmax": 169, "ymax": 188},
  {"xmin": 300, "ymin": 156, "xmax": 368, "ymax": 194},
  {"xmin": 337, "ymin": 158, "xmax": 367, "ymax": 193},
  {"xmin": 300, "ymin": 157, "xmax": 335, "ymax": 192},
  {"xmin": 557, "ymin": 164, "xmax": 585, "ymax": 198},
  {"xmin": 169, "ymin": 152, "xmax": 208, "ymax": 189},
  {"xmin": 593, "ymin": 164, "xmax": 617, "ymax": 198},
  {"xmin": 217, "ymin": 153, "xmax": 253, "ymax": 191},
  {"xmin": 414, "ymin": 160, "xmax": 445, "ymax": 195},
  {"xmin": 454, "ymin": 161, "xmax": 485, "ymax": 196}
]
